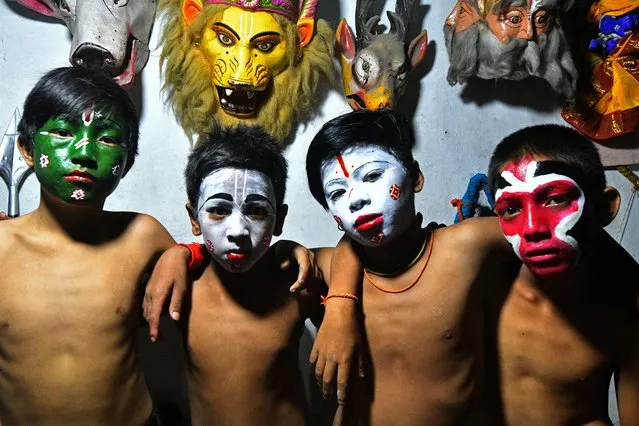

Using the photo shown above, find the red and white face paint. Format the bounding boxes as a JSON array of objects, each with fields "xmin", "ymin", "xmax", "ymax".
[{"xmin": 494, "ymin": 158, "xmax": 586, "ymax": 277}]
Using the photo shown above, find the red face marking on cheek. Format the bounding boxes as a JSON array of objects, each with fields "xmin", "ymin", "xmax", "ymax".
[
  {"xmin": 206, "ymin": 240, "xmax": 215, "ymax": 251},
  {"xmin": 337, "ymin": 154, "xmax": 350, "ymax": 178},
  {"xmin": 370, "ymin": 231, "xmax": 385, "ymax": 244},
  {"xmin": 389, "ymin": 184, "xmax": 401, "ymax": 200},
  {"xmin": 503, "ymin": 156, "xmax": 536, "ymax": 182}
]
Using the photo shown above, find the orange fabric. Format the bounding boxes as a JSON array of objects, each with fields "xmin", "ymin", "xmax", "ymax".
[
  {"xmin": 562, "ymin": 27, "xmax": 639, "ymax": 140},
  {"xmin": 589, "ymin": 0, "xmax": 639, "ymax": 20}
]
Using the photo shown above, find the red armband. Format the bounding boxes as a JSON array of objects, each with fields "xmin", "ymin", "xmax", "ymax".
[{"xmin": 176, "ymin": 242, "xmax": 208, "ymax": 270}]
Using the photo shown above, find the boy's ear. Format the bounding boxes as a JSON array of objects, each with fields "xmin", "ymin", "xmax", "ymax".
[
  {"xmin": 186, "ymin": 202, "xmax": 202, "ymax": 236},
  {"xmin": 598, "ymin": 186, "xmax": 621, "ymax": 226},
  {"xmin": 17, "ymin": 137, "xmax": 34, "ymax": 168},
  {"xmin": 412, "ymin": 160, "xmax": 424, "ymax": 193},
  {"xmin": 273, "ymin": 204, "xmax": 288, "ymax": 236}
]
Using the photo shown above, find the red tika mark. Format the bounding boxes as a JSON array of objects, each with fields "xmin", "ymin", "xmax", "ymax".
[
  {"xmin": 503, "ymin": 156, "xmax": 535, "ymax": 182},
  {"xmin": 389, "ymin": 184, "xmax": 401, "ymax": 200},
  {"xmin": 337, "ymin": 154, "xmax": 350, "ymax": 178},
  {"xmin": 205, "ymin": 240, "xmax": 214, "ymax": 251}
]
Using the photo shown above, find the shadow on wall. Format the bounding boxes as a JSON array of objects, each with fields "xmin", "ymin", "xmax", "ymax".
[
  {"xmin": 396, "ymin": 4, "xmax": 435, "ymax": 124},
  {"xmin": 458, "ymin": 76, "xmax": 566, "ymax": 112}
]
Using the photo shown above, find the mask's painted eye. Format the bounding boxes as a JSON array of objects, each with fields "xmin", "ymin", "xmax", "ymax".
[
  {"xmin": 353, "ymin": 54, "xmax": 381, "ymax": 87},
  {"xmin": 217, "ymin": 32, "xmax": 234, "ymax": 46},
  {"xmin": 256, "ymin": 41, "xmax": 276, "ymax": 52},
  {"xmin": 114, "ymin": 0, "xmax": 129, "ymax": 6}
]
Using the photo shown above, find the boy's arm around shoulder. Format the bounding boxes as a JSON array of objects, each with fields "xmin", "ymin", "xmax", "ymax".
[
  {"xmin": 310, "ymin": 236, "xmax": 362, "ymax": 406},
  {"xmin": 450, "ymin": 217, "xmax": 519, "ymax": 266}
]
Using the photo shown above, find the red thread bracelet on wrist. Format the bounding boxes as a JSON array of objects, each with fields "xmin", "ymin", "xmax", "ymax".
[
  {"xmin": 176, "ymin": 242, "xmax": 208, "ymax": 270},
  {"xmin": 320, "ymin": 293, "xmax": 360, "ymax": 306}
]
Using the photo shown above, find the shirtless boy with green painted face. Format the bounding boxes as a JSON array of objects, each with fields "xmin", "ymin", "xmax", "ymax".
[{"xmin": 0, "ymin": 67, "xmax": 174, "ymax": 425}]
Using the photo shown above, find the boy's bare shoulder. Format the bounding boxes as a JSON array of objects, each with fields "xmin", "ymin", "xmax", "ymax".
[
  {"xmin": 103, "ymin": 211, "xmax": 173, "ymax": 242},
  {"xmin": 0, "ymin": 215, "xmax": 30, "ymax": 251},
  {"xmin": 437, "ymin": 217, "xmax": 502, "ymax": 250}
]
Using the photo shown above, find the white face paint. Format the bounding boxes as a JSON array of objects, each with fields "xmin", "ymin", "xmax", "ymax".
[
  {"xmin": 196, "ymin": 168, "xmax": 277, "ymax": 273},
  {"xmin": 320, "ymin": 145, "xmax": 415, "ymax": 247}
]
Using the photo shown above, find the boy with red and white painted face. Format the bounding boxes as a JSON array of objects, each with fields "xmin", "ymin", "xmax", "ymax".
[
  {"xmin": 180, "ymin": 126, "xmax": 329, "ymax": 426},
  {"xmin": 484, "ymin": 125, "xmax": 639, "ymax": 425},
  {"xmin": 306, "ymin": 109, "xmax": 519, "ymax": 425},
  {"xmin": 0, "ymin": 67, "xmax": 173, "ymax": 425}
]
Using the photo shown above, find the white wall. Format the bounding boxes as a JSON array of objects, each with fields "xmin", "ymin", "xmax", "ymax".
[{"xmin": 1, "ymin": 1, "xmax": 637, "ymax": 423}]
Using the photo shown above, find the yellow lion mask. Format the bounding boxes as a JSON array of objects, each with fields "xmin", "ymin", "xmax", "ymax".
[{"xmin": 159, "ymin": 0, "xmax": 335, "ymax": 144}]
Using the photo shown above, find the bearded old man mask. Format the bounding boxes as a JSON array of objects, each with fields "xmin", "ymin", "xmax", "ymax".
[
  {"xmin": 159, "ymin": 0, "xmax": 334, "ymax": 144},
  {"xmin": 13, "ymin": 0, "xmax": 157, "ymax": 88},
  {"xmin": 336, "ymin": 0, "xmax": 429, "ymax": 111},
  {"xmin": 443, "ymin": 0, "xmax": 578, "ymax": 99}
]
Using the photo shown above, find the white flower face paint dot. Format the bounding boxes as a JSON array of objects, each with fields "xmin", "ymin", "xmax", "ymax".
[
  {"xmin": 71, "ymin": 189, "xmax": 86, "ymax": 200},
  {"xmin": 39, "ymin": 154, "xmax": 50, "ymax": 168}
]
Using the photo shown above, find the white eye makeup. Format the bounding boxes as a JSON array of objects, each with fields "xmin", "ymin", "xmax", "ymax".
[
  {"xmin": 196, "ymin": 168, "xmax": 277, "ymax": 273},
  {"xmin": 320, "ymin": 146, "xmax": 415, "ymax": 247}
]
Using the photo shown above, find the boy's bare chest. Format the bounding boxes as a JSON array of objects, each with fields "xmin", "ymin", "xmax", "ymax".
[
  {"xmin": 187, "ymin": 288, "xmax": 304, "ymax": 375},
  {"xmin": 0, "ymin": 247, "xmax": 145, "ymax": 340},
  {"xmin": 361, "ymin": 270, "xmax": 481, "ymax": 375},
  {"xmin": 498, "ymin": 291, "xmax": 621, "ymax": 386}
]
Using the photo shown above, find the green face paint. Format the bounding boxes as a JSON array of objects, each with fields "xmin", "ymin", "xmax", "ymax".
[{"xmin": 33, "ymin": 111, "xmax": 129, "ymax": 204}]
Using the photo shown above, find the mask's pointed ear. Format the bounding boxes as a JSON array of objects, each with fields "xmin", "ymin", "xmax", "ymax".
[
  {"xmin": 182, "ymin": 0, "xmax": 204, "ymax": 25},
  {"xmin": 336, "ymin": 19, "xmax": 357, "ymax": 62},
  {"xmin": 297, "ymin": 18, "xmax": 315, "ymax": 48},
  {"xmin": 408, "ymin": 30, "xmax": 428, "ymax": 69}
]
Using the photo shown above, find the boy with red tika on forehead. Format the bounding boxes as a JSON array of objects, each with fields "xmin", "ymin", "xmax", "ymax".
[
  {"xmin": 304, "ymin": 109, "xmax": 520, "ymax": 425},
  {"xmin": 483, "ymin": 125, "xmax": 639, "ymax": 425}
]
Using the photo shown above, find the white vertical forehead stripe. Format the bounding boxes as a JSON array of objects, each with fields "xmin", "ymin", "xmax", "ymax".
[{"xmin": 197, "ymin": 168, "xmax": 276, "ymax": 214}]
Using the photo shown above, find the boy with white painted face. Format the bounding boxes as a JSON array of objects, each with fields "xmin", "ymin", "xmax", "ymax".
[
  {"xmin": 483, "ymin": 125, "xmax": 639, "ymax": 425},
  {"xmin": 0, "ymin": 67, "xmax": 173, "ymax": 425},
  {"xmin": 306, "ymin": 109, "xmax": 518, "ymax": 425},
  {"xmin": 179, "ymin": 127, "xmax": 327, "ymax": 426}
]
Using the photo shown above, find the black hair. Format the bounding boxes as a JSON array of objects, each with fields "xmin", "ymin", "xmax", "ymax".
[
  {"xmin": 185, "ymin": 126, "xmax": 288, "ymax": 208},
  {"xmin": 306, "ymin": 109, "xmax": 416, "ymax": 209},
  {"xmin": 17, "ymin": 67, "xmax": 139, "ymax": 170},
  {"xmin": 488, "ymin": 124, "xmax": 606, "ymax": 202}
]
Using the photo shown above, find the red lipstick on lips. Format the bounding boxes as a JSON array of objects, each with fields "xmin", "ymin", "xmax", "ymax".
[
  {"xmin": 226, "ymin": 251, "xmax": 247, "ymax": 261},
  {"xmin": 354, "ymin": 213, "xmax": 384, "ymax": 232},
  {"xmin": 64, "ymin": 170, "xmax": 96, "ymax": 183}
]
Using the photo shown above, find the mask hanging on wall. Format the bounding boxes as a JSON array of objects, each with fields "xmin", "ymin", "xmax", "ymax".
[
  {"xmin": 336, "ymin": 0, "xmax": 428, "ymax": 111},
  {"xmin": 561, "ymin": 0, "xmax": 639, "ymax": 140},
  {"xmin": 159, "ymin": 0, "xmax": 335, "ymax": 144},
  {"xmin": 12, "ymin": 0, "xmax": 157, "ymax": 88},
  {"xmin": 443, "ymin": 0, "xmax": 578, "ymax": 100}
]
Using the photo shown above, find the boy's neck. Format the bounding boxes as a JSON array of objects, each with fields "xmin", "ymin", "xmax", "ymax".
[
  {"xmin": 32, "ymin": 190, "xmax": 106, "ymax": 243},
  {"xmin": 360, "ymin": 216, "xmax": 426, "ymax": 273}
]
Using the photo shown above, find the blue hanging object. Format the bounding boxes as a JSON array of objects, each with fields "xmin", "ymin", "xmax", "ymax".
[
  {"xmin": 451, "ymin": 173, "xmax": 495, "ymax": 224},
  {"xmin": 589, "ymin": 12, "xmax": 639, "ymax": 54}
]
